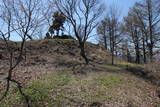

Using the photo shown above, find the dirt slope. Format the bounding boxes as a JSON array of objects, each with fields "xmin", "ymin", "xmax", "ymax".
[
  {"xmin": 0, "ymin": 39, "xmax": 159, "ymax": 107},
  {"xmin": 0, "ymin": 39, "xmax": 111, "ymax": 82}
]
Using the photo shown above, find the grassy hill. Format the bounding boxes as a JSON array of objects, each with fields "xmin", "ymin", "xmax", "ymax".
[{"xmin": 0, "ymin": 39, "xmax": 159, "ymax": 107}]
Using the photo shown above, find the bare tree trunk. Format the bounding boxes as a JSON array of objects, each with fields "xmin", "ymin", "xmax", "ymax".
[
  {"xmin": 111, "ymin": 41, "xmax": 115, "ymax": 65},
  {"xmin": 56, "ymin": 30, "xmax": 59, "ymax": 36},
  {"xmin": 135, "ymin": 44, "xmax": 140, "ymax": 64},
  {"xmin": 148, "ymin": 45, "xmax": 153, "ymax": 62},
  {"xmin": 127, "ymin": 48, "xmax": 131, "ymax": 62},
  {"xmin": 79, "ymin": 42, "xmax": 89, "ymax": 64},
  {"xmin": 109, "ymin": 31, "xmax": 114, "ymax": 65},
  {"xmin": 111, "ymin": 49, "xmax": 114, "ymax": 65},
  {"xmin": 148, "ymin": 0, "xmax": 154, "ymax": 62},
  {"xmin": 104, "ymin": 36, "xmax": 107, "ymax": 50},
  {"xmin": 142, "ymin": 36, "xmax": 146, "ymax": 63},
  {"xmin": 103, "ymin": 27, "xmax": 107, "ymax": 50}
]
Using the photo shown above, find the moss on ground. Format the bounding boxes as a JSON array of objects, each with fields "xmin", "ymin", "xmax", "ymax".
[
  {"xmin": 117, "ymin": 62, "xmax": 144, "ymax": 68},
  {"xmin": 96, "ymin": 64, "xmax": 122, "ymax": 71},
  {"xmin": 0, "ymin": 74, "xmax": 71, "ymax": 107},
  {"xmin": 96, "ymin": 74, "xmax": 124, "ymax": 88},
  {"xmin": 0, "ymin": 72, "xmax": 125, "ymax": 107}
]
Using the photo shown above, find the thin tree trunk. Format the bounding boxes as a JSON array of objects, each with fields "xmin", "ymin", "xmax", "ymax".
[
  {"xmin": 148, "ymin": 0, "xmax": 154, "ymax": 62},
  {"xmin": 112, "ymin": 43, "xmax": 115, "ymax": 65},
  {"xmin": 79, "ymin": 42, "xmax": 89, "ymax": 64},
  {"xmin": 149, "ymin": 45, "xmax": 153, "ymax": 62},
  {"xmin": 57, "ymin": 30, "xmax": 59, "ymax": 36},
  {"xmin": 109, "ymin": 28, "xmax": 114, "ymax": 65},
  {"xmin": 103, "ymin": 27, "xmax": 107, "ymax": 50},
  {"xmin": 111, "ymin": 50, "xmax": 114, "ymax": 65},
  {"xmin": 142, "ymin": 36, "xmax": 146, "ymax": 63},
  {"xmin": 104, "ymin": 36, "xmax": 107, "ymax": 50},
  {"xmin": 135, "ymin": 46, "xmax": 140, "ymax": 64},
  {"xmin": 127, "ymin": 49, "xmax": 131, "ymax": 62}
]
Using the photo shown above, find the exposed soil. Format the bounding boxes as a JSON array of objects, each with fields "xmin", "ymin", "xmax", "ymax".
[{"xmin": 0, "ymin": 39, "xmax": 159, "ymax": 107}]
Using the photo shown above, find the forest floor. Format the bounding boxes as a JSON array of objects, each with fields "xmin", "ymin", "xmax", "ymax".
[{"xmin": 0, "ymin": 39, "xmax": 159, "ymax": 107}]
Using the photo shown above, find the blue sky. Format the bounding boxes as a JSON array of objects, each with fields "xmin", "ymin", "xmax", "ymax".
[
  {"xmin": 89, "ymin": 0, "xmax": 142, "ymax": 43},
  {"xmin": 104, "ymin": 0, "xmax": 142, "ymax": 17},
  {"xmin": 8, "ymin": 0, "xmax": 142, "ymax": 41}
]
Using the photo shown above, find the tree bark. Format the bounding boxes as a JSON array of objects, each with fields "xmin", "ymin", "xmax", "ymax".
[
  {"xmin": 142, "ymin": 36, "xmax": 146, "ymax": 63},
  {"xmin": 149, "ymin": 44, "xmax": 153, "ymax": 62},
  {"xmin": 135, "ymin": 44, "xmax": 140, "ymax": 64},
  {"xmin": 79, "ymin": 42, "xmax": 89, "ymax": 64},
  {"xmin": 104, "ymin": 36, "xmax": 107, "ymax": 50},
  {"xmin": 111, "ymin": 49, "xmax": 114, "ymax": 65},
  {"xmin": 148, "ymin": 0, "xmax": 154, "ymax": 62}
]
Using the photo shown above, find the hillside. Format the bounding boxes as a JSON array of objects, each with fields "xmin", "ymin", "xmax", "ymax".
[{"xmin": 0, "ymin": 39, "xmax": 160, "ymax": 107}]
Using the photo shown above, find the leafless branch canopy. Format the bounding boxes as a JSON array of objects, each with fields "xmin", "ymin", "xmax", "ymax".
[{"xmin": 54, "ymin": 0, "xmax": 105, "ymax": 42}]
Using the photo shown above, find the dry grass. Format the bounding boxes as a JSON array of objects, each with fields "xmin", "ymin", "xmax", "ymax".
[
  {"xmin": 144, "ymin": 61, "xmax": 160, "ymax": 86},
  {"xmin": 0, "ymin": 39, "xmax": 160, "ymax": 106},
  {"xmin": 0, "ymin": 70, "xmax": 159, "ymax": 107},
  {"xmin": 145, "ymin": 61, "xmax": 160, "ymax": 73}
]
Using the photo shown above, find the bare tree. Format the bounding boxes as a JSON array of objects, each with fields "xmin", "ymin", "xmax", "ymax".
[
  {"xmin": 120, "ymin": 39, "xmax": 133, "ymax": 62},
  {"xmin": 97, "ymin": 19, "xmax": 109, "ymax": 50},
  {"xmin": 54, "ymin": 0, "xmax": 104, "ymax": 64},
  {"xmin": 135, "ymin": 0, "xmax": 160, "ymax": 62},
  {"xmin": 124, "ymin": 14, "xmax": 142, "ymax": 64},
  {"xmin": 0, "ymin": 0, "xmax": 44, "ymax": 106},
  {"xmin": 127, "ymin": 4, "xmax": 148, "ymax": 63},
  {"xmin": 99, "ymin": 6, "xmax": 122, "ymax": 65}
]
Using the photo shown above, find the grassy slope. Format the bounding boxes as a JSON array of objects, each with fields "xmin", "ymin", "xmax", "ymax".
[{"xmin": 0, "ymin": 39, "xmax": 159, "ymax": 107}]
